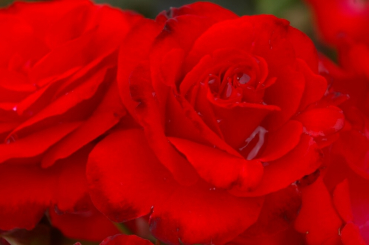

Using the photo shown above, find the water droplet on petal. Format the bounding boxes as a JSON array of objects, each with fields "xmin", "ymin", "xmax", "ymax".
[
  {"xmin": 12, "ymin": 106, "xmax": 17, "ymax": 112},
  {"xmin": 225, "ymin": 83, "xmax": 233, "ymax": 98},
  {"xmin": 239, "ymin": 126, "xmax": 268, "ymax": 160},
  {"xmin": 247, "ymin": 127, "xmax": 267, "ymax": 160},
  {"xmin": 239, "ymin": 73, "xmax": 251, "ymax": 84},
  {"xmin": 6, "ymin": 135, "xmax": 17, "ymax": 144}
]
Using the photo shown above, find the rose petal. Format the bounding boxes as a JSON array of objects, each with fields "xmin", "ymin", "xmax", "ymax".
[
  {"xmin": 295, "ymin": 177, "xmax": 342, "ymax": 245},
  {"xmin": 41, "ymin": 82, "xmax": 125, "ymax": 168},
  {"xmin": 264, "ymin": 66, "xmax": 305, "ymax": 130},
  {"xmin": 10, "ymin": 65, "xmax": 109, "ymax": 138},
  {"xmin": 0, "ymin": 122, "xmax": 81, "ymax": 163},
  {"xmin": 87, "ymin": 129, "xmax": 177, "ymax": 222},
  {"xmin": 169, "ymin": 137, "xmax": 263, "ymax": 190},
  {"xmin": 297, "ymin": 59, "xmax": 327, "ymax": 110},
  {"xmin": 0, "ymin": 164, "xmax": 57, "ymax": 230},
  {"xmin": 29, "ymin": 6, "xmax": 140, "ymax": 87},
  {"xmin": 230, "ymin": 134, "xmax": 321, "ymax": 196},
  {"xmin": 341, "ymin": 222, "xmax": 367, "ymax": 245},
  {"xmin": 129, "ymin": 65, "xmax": 199, "ymax": 186},
  {"xmin": 87, "ymin": 129, "xmax": 263, "ymax": 245},
  {"xmin": 52, "ymin": 145, "xmax": 93, "ymax": 213},
  {"xmin": 295, "ymin": 106, "xmax": 344, "ymax": 137},
  {"xmin": 334, "ymin": 130, "xmax": 369, "ymax": 180},
  {"xmin": 333, "ymin": 179, "xmax": 353, "ymax": 223},
  {"xmin": 229, "ymin": 185, "xmax": 303, "ymax": 245},
  {"xmin": 118, "ymin": 18, "xmax": 164, "ymax": 119},
  {"xmin": 259, "ymin": 120, "xmax": 303, "ymax": 162},
  {"xmin": 150, "ymin": 183, "xmax": 263, "ymax": 245},
  {"xmin": 49, "ymin": 203, "xmax": 119, "ymax": 242}
]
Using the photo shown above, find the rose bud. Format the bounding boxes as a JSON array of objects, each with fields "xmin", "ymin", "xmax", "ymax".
[
  {"xmin": 87, "ymin": 2, "xmax": 344, "ymax": 244},
  {"xmin": 0, "ymin": 0, "xmax": 142, "ymax": 241}
]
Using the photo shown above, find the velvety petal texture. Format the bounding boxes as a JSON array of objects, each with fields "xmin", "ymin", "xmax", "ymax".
[
  {"xmin": 1, "ymin": 0, "xmax": 360, "ymax": 244},
  {"xmin": 87, "ymin": 129, "xmax": 263, "ymax": 245},
  {"xmin": 0, "ymin": 0, "xmax": 143, "ymax": 240},
  {"xmin": 86, "ymin": 2, "xmax": 344, "ymax": 245}
]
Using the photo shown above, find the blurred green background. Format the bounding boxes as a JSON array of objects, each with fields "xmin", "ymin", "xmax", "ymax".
[{"xmin": 0, "ymin": 0, "xmax": 313, "ymax": 36}]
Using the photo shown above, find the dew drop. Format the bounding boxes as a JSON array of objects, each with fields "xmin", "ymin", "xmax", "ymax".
[
  {"xmin": 12, "ymin": 106, "xmax": 17, "ymax": 112},
  {"xmin": 239, "ymin": 73, "xmax": 251, "ymax": 84},
  {"xmin": 239, "ymin": 126, "xmax": 268, "ymax": 160},
  {"xmin": 6, "ymin": 135, "xmax": 17, "ymax": 144},
  {"xmin": 225, "ymin": 83, "xmax": 233, "ymax": 98},
  {"xmin": 247, "ymin": 127, "xmax": 267, "ymax": 160}
]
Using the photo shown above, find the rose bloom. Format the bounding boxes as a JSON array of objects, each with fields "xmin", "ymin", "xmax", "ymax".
[
  {"xmin": 87, "ymin": 2, "xmax": 344, "ymax": 244},
  {"xmin": 0, "ymin": 0, "xmax": 142, "ymax": 241},
  {"xmin": 302, "ymin": 0, "xmax": 369, "ymax": 242},
  {"xmin": 305, "ymin": 0, "xmax": 369, "ymax": 47},
  {"xmin": 296, "ymin": 52, "xmax": 369, "ymax": 244}
]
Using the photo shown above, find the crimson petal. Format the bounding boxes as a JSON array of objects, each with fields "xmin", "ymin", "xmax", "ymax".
[{"xmin": 87, "ymin": 129, "xmax": 263, "ymax": 245}]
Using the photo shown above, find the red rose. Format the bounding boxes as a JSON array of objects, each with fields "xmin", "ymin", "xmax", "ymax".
[
  {"xmin": 301, "ymin": 52, "xmax": 369, "ymax": 244},
  {"xmin": 87, "ymin": 2, "xmax": 344, "ymax": 244},
  {"xmin": 0, "ymin": 0, "xmax": 142, "ymax": 241},
  {"xmin": 305, "ymin": 0, "xmax": 369, "ymax": 47}
]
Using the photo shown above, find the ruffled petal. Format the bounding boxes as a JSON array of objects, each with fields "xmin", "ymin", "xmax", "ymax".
[
  {"xmin": 49, "ymin": 203, "xmax": 119, "ymax": 242},
  {"xmin": 169, "ymin": 137, "xmax": 263, "ymax": 190},
  {"xmin": 295, "ymin": 106, "xmax": 344, "ymax": 137},
  {"xmin": 41, "ymin": 82, "xmax": 125, "ymax": 168},
  {"xmin": 295, "ymin": 177, "xmax": 342, "ymax": 245},
  {"xmin": 0, "ymin": 164, "xmax": 57, "ymax": 230},
  {"xmin": 87, "ymin": 129, "xmax": 263, "ymax": 245},
  {"xmin": 230, "ymin": 134, "xmax": 321, "ymax": 196},
  {"xmin": 0, "ymin": 122, "xmax": 81, "ymax": 163},
  {"xmin": 258, "ymin": 120, "xmax": 303, "ymax": 162},
  {"xmin": 341, "ymin": 222, "xmax": 367, "ymax": 245}
]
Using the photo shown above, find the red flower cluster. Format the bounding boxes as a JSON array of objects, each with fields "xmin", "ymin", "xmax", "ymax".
[{"xmin": 0, "ymin": 0, "xmax": 367, "ymax": 244}]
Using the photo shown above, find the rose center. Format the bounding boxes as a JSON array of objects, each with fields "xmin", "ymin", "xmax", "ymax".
[{"xmin": 205, "ymin": 56, "xmax": 272, "ymax": 104}]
